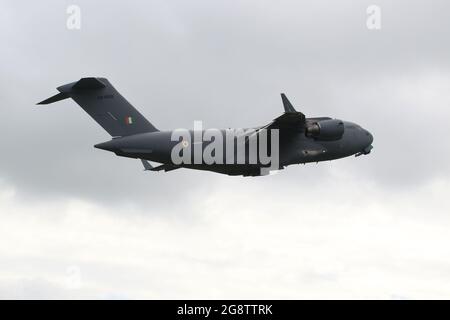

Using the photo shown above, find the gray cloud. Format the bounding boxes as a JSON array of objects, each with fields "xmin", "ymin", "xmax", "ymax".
[
  {"xmin": 1, "ymin": 0, "xmax": 450, "ymax": 204},
  {"xmin": 1, "ymin": 0, "xmax": 450, "ymax": 298}
]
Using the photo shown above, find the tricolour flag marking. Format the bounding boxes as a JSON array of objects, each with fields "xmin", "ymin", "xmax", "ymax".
[{"xmin": 125, "ymin": 116, "xmax": 133, "ymax": 125}]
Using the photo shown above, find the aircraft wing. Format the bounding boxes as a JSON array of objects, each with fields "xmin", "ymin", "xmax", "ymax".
[
  {"xmin": 244, "ymin": 94, "xmax": 305, "ymax": 144},
  {"xmin": 259, "ymin": 93, "xmax": 306, "ymax": 131},
  {"xmin": 264, "ymin": 111, "xmax": 305, "ymax": 130}
]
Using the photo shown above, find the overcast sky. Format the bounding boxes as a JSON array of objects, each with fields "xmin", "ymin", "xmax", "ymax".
[{"xmin": 1, "ymin": 0, "xmax": 450, "ymax": 299}]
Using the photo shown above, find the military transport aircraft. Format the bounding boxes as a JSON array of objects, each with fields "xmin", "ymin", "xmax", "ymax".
[{"xmin": 38, "ymin": 77, "xmax": 373, "ymax": 176}]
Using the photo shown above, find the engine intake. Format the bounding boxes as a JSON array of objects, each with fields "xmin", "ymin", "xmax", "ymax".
[{"xmin": 306, "ymin": 119, "xmax": 344, "ymax": 141}]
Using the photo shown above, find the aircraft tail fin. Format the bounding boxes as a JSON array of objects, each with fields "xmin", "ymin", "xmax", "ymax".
[{"xmin": 37, "ymin": 77, "xmax": 158, "ymax": 137}]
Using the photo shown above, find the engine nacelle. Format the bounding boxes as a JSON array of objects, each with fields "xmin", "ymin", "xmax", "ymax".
[{"xmin": 306, "ymin": 119, "xmax": 344, "ymax": 141}]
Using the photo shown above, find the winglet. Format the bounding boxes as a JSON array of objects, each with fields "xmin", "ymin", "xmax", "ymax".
[
  {"xmin": 281, "ymin": 93, "xmax": 297, "ymax": 113},
  {"xmin": 140, "ymin": 159, "xmax": 153, "ymax": 171}
]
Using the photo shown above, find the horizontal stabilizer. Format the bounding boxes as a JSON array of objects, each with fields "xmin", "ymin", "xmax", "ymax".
[
  {"xmin": 72, "ymin": 77, "xmax": 106, "ymax": 90},
  {"xmin": 37, "ymin": 92, "xmax": 70, "ymax": 105}
]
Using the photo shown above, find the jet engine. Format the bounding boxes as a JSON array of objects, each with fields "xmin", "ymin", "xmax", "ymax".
[{"xmin": 305, "ymin": 119, "xmax": 344, "ymax": 141}]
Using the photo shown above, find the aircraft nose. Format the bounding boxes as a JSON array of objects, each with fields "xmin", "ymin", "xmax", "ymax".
[
  {"xmin": 365, "ymin": 130, "xmax": 373, "ymax": 146},
  {"xmin": 362, "ymin": 129, "xmax": 373, "ymax": 154},
  {"xmin": 354, "ymin": 129, "xmax": 374, "ymax": 157}
]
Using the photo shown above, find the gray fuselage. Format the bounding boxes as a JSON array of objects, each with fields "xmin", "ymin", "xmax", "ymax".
[{"xmin": 95, "ymin": 120, "xmax": 373, "ymax": 176}]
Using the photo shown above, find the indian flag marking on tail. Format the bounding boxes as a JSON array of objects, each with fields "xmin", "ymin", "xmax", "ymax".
[{"xmin": 125, "ymin": 116, "xmax": 133, "ymax": 125}]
